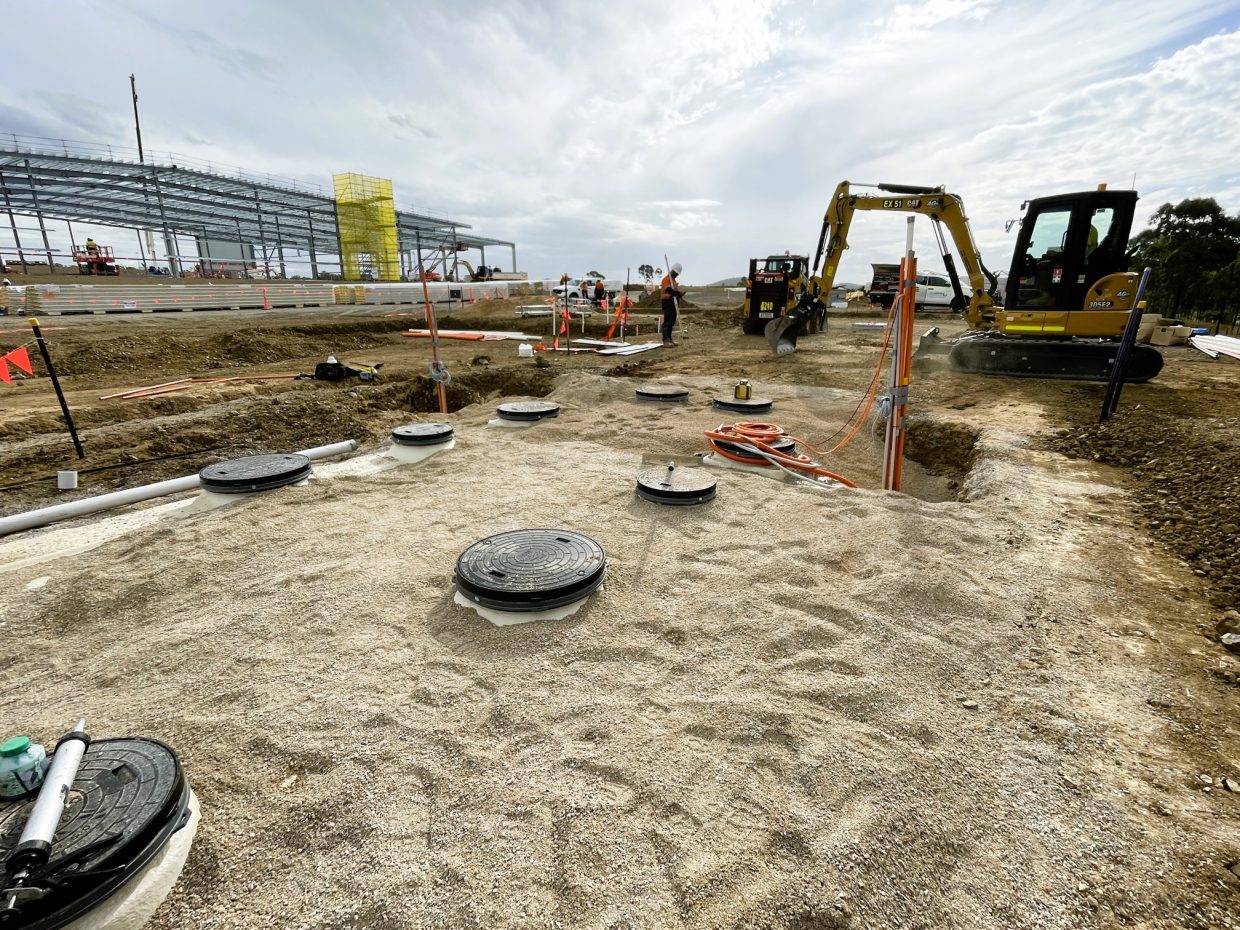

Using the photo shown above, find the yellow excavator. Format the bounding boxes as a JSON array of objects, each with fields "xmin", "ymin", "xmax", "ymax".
[{"xmin": 766, "ymin": 181, "xmax": 1163, "ymax": 382}]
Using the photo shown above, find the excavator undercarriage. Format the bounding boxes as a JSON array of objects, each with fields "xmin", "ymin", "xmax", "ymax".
[{"xmin": 915, "ymin": 329, "xmax": 1164, "ymax": 382}]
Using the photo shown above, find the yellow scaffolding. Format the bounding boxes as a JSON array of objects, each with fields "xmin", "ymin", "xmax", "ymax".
[{"xmin": 332, "ymin": 172, "xmax": 400, "ymax": 282}]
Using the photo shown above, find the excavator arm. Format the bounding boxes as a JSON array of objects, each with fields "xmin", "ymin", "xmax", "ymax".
[{"xmin": 767, "ymin": 181, "xmax": 999, "ymax": 355}]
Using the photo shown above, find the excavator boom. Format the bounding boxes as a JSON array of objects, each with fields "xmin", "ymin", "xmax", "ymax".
[{"xmin": 766, "ymin": 181, "xmax": 997, "ymax": 354}]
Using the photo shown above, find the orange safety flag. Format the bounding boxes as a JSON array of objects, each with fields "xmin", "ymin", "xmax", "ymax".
[
  {"xmin": 0, "ymin": 363, "xmax": 9, "ymax": 385},
  {"xmin": 4, "ymin": 346, "xmax": 33, "ymax": 375}
]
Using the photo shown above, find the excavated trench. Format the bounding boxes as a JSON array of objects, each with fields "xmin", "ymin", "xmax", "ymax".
[
  {"xmin": 900, "ymin": 415, "xmax": 983, "ymax": 501},
  {"xmin": 406, "ymin": 367, "xmax": 558, "ymax": 413}
]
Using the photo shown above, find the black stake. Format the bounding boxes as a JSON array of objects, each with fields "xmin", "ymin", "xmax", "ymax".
[
  {"xmin": 1100, "ymin": 267, "xmax": 1152, "ymax": 422},
  {"xmin": 29, "ymin": 317, "xmax": 85, "ymax": 458}
]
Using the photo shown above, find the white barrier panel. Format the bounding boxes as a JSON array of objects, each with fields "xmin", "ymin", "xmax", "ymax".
[
  {"xmin": 5, "ymin": 278, "xmax": 631, "ymax": 315},
  {"xmin": 14, "ymin": 282, "xmax": 336, "ymax": 315}
]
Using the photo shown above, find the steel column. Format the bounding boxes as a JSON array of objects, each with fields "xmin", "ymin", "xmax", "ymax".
[
  {"xmin": 24, "ymin": 159, "xmax": 55, "ymax": 271},
  {"xmin": 0, "ymin": 169, "xmax": 29, "ymax": 274},
  {"xmin": 273, "ymin": 212, "xmax": 287, "ymax": 278},
  {"xmin": 253, "ymin": 186, "xmax": 270, "ymax": 278},
  {"xmin": 151, "ymin": 171, "xmax": 180, "ymax": 276},
  {"xmin": 235, "ymin": 217, "xmax": 246, "ymax": 277},
  {"xmin": 306, "ymin": 209, "xmax": 319, "ymax": 279}
]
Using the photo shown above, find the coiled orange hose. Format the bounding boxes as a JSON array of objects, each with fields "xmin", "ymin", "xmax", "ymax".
[
  {"xmin": 704, "ymin": 422, "xmax": 858, "ymax": 488},
  {"xmin": 704, "ymin": 298, "xmax": 905, "ymax": 490}
]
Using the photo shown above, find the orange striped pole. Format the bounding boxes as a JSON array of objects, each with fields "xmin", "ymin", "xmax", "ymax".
[{"xmin": 882, "ymin": 218, "xmax": 917, "ymax": 491}]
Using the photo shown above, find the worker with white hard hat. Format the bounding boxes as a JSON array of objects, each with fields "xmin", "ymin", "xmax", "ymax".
[{"xmin": 659, "ymin": 263, "xmax": 684, "ymax": 346}]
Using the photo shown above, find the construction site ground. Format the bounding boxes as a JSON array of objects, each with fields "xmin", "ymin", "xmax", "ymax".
[{"xmin": 0, "ymin": 290, "xmax": 1237, "ymax": 929}]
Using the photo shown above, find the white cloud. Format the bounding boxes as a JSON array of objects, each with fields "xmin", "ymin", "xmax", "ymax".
[{"xmin": 2, "ymin": 0, "xmax": 1238, "ymax": 283}]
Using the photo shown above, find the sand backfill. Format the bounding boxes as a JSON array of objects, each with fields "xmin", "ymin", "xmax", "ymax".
[{"xmin": 1, "ymin": 372, "xmax": 1236, "ymax": 930}]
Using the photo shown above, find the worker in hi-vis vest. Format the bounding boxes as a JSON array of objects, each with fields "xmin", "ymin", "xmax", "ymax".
[{"xmin": 660, "ymin": 263, "xmax": 684, "ymax": 346}]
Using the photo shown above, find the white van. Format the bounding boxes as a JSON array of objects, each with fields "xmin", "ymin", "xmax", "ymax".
[{"xmin": 914, "ymin": 272, "xmax": 955, "ymax": 308}]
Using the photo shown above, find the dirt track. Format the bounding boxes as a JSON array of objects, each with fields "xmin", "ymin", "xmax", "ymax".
[{"xmin": 1, "ymin": 293, "xmax": 1237, "ymax": 929}]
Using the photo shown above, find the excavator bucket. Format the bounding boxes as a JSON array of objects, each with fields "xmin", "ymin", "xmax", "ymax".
[
  {"xmin": 912, "ymin": 326, "xmax": 953, "ymax": 365},
  {"xmin": 765, "ymin": 314, "xmax": 804, "ymax": 356}
]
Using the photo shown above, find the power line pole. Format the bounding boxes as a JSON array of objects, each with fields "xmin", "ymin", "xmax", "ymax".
[{"xmin": 129, "ymin": 73, "xmax": 144, "ymax": 162}]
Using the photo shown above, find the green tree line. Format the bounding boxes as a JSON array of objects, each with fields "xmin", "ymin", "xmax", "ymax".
[{"xmin": 1130, "ymin": 197, "xmax": 1240, "ymax": 332}]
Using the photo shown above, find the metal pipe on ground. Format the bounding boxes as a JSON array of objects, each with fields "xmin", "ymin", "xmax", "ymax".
[{"xmin": 0, "ymin": 440, "xmax": 357, "ymax": 537}]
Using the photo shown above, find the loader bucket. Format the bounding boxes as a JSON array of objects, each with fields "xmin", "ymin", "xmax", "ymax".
[{"xmin": 765, "ymin": 293, "xmax": 823, "ymax": 356}]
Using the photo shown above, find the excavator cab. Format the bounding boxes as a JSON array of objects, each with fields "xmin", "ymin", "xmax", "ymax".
[
  {"xmin": 1005, "ymin": 189, "xmax": 1135, "ymax": 313},
  {"xmin": 947, "ymin": 187, "xmax": 1163, "ymax": 381}
]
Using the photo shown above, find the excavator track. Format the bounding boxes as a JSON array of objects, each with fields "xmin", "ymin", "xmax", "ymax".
[{"xmin": 947, "ymin": 336, "xmax": 1164, "ymax": 383}]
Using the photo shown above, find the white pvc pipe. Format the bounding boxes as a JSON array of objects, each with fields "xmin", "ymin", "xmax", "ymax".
[{"xmin": 0, "ymin": 440, "xmax": 358, "ymax": 537}]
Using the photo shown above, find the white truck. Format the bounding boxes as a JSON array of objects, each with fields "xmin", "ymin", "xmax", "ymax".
[{"xmin": 913, "ymin": 272, "xmax": 955, "ymax": 309}]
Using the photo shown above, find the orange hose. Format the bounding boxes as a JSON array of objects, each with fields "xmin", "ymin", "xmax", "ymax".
[
  {"xmin": 704, "ymin": 422, "xmax": 858, "ymax": 488},
  {"xmin": 819, "ymin": 294, "xmax": 899, "ymax": 454}
]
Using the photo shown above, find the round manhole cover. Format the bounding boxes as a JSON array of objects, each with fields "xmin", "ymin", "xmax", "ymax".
[
  {"xmin": 713, "ymin": 396, "xmax": 774, "ymax": 413},
  {"xmin": 635, "ymin": 385, "xmax": 689, "ymax": 403},
  {"xmin": 497, "ymin": 400, "xmax": 561, "ymax": 421},
  {"xmin": 455, "ymin": 529, "xmax": 606, "ymax": 612},
  {"xmin": 199, "ymin": 453, "xmax": 311, "ymax": 493},
  {"xmin": 0, "ymin": 738, "xmax": 190, "ymax": 929},
  {"xmin": 392, "ymin": 423, "xmax": 455, "ymax": 446},
  {"xmin": 636, "ymin": 464, "xmax": 717, "ymax": 506}
]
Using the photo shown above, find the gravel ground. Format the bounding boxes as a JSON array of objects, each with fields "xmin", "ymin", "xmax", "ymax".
[{"xmin": 1, "ymin": 361, "xmax": 1237, "ymax": 929}]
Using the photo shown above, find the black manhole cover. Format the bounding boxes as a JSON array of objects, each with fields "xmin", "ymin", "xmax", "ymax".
[
  {"xmin": 455, "ymin": 529, "xmax": 606, "ymax": 612},
  {"xmin": 497, "ymin": 400, "xmax": 561, "ymax": 421},
  {"xmin": 636, "ymin": 464, "xmax": 717, "ymax": 505},
  {"xmin": 635, "ymin": 385, "xmax": 689, "ymax": 403},
  {"xmin": 712, "ymin": 436, "xmax": 796, "ymax": 458},
  {"xmin": 713, "ymin": 396, "xmax": 774, "ymax": 413},
  {"xmin": 0, "ymin": 738, "xmax": 191, "ymax": 929},
  {"xmin": 199, "ymin": 453, "xmax": 311, "ymax": 493},
  {"xmin": 392, "ymin": 422, "xmax": 454, "ymax": 446}
]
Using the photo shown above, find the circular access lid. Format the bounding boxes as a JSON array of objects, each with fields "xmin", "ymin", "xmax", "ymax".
[
  {"xmin": 635, "ymin": 384, "xmax": 689, "ymax": 403},
  {"xmin": 392, "ymin": 422, "xmax": 454, "ymax": 446},
  {"xmin": 713, "ymin": 396, "xmax": 774, "ymax": 413},
  {"xmin": 455, "ymin": 529, "xmax": 606, "ymax": 612},
  {"xmin": 636, "ymin": 464, "xmax": 716, "ymax": 506},
  {"xmin": 497, "ymin": 400, "xmax": 561, "ymax": 421},
  {"xmin": 199, "ymin": 453, "xmax": 312, "ymax": 494},
  {"xmin": 0, "ymin": 738, "xmax": 191, "ymax": 929}
]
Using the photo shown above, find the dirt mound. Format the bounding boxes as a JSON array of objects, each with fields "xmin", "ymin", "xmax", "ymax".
[
  {"xmin": 1052, "ymin": 410, "xmax": 1240, "ymax": 612},
  {"xmin": 636, "ymin": 290, "xmax": 696, "ymax": 310},
  {"xmin": 47, "ymin": 318, "xmax": 412, "ymax": 378}
]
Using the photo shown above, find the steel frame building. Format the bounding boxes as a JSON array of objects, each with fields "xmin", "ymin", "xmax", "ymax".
[{"xmin": 0, "ymin": 135, "xmax": 516, "ymax": 280}]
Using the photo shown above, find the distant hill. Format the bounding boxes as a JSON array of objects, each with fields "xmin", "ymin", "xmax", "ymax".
[{"xmin": 707, "ymin": 276, "xmax": 746, "ymax": 287}]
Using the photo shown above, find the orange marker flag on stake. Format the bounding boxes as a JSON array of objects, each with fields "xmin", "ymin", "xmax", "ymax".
[{"xmin": 5, "ymin": 346, "xmax": 32, "ymax": 376}]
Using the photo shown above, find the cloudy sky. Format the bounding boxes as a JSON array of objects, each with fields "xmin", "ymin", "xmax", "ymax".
[{"xmin": 4, "ymin": 0, "xmax": 1240, "ymax": 283}]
